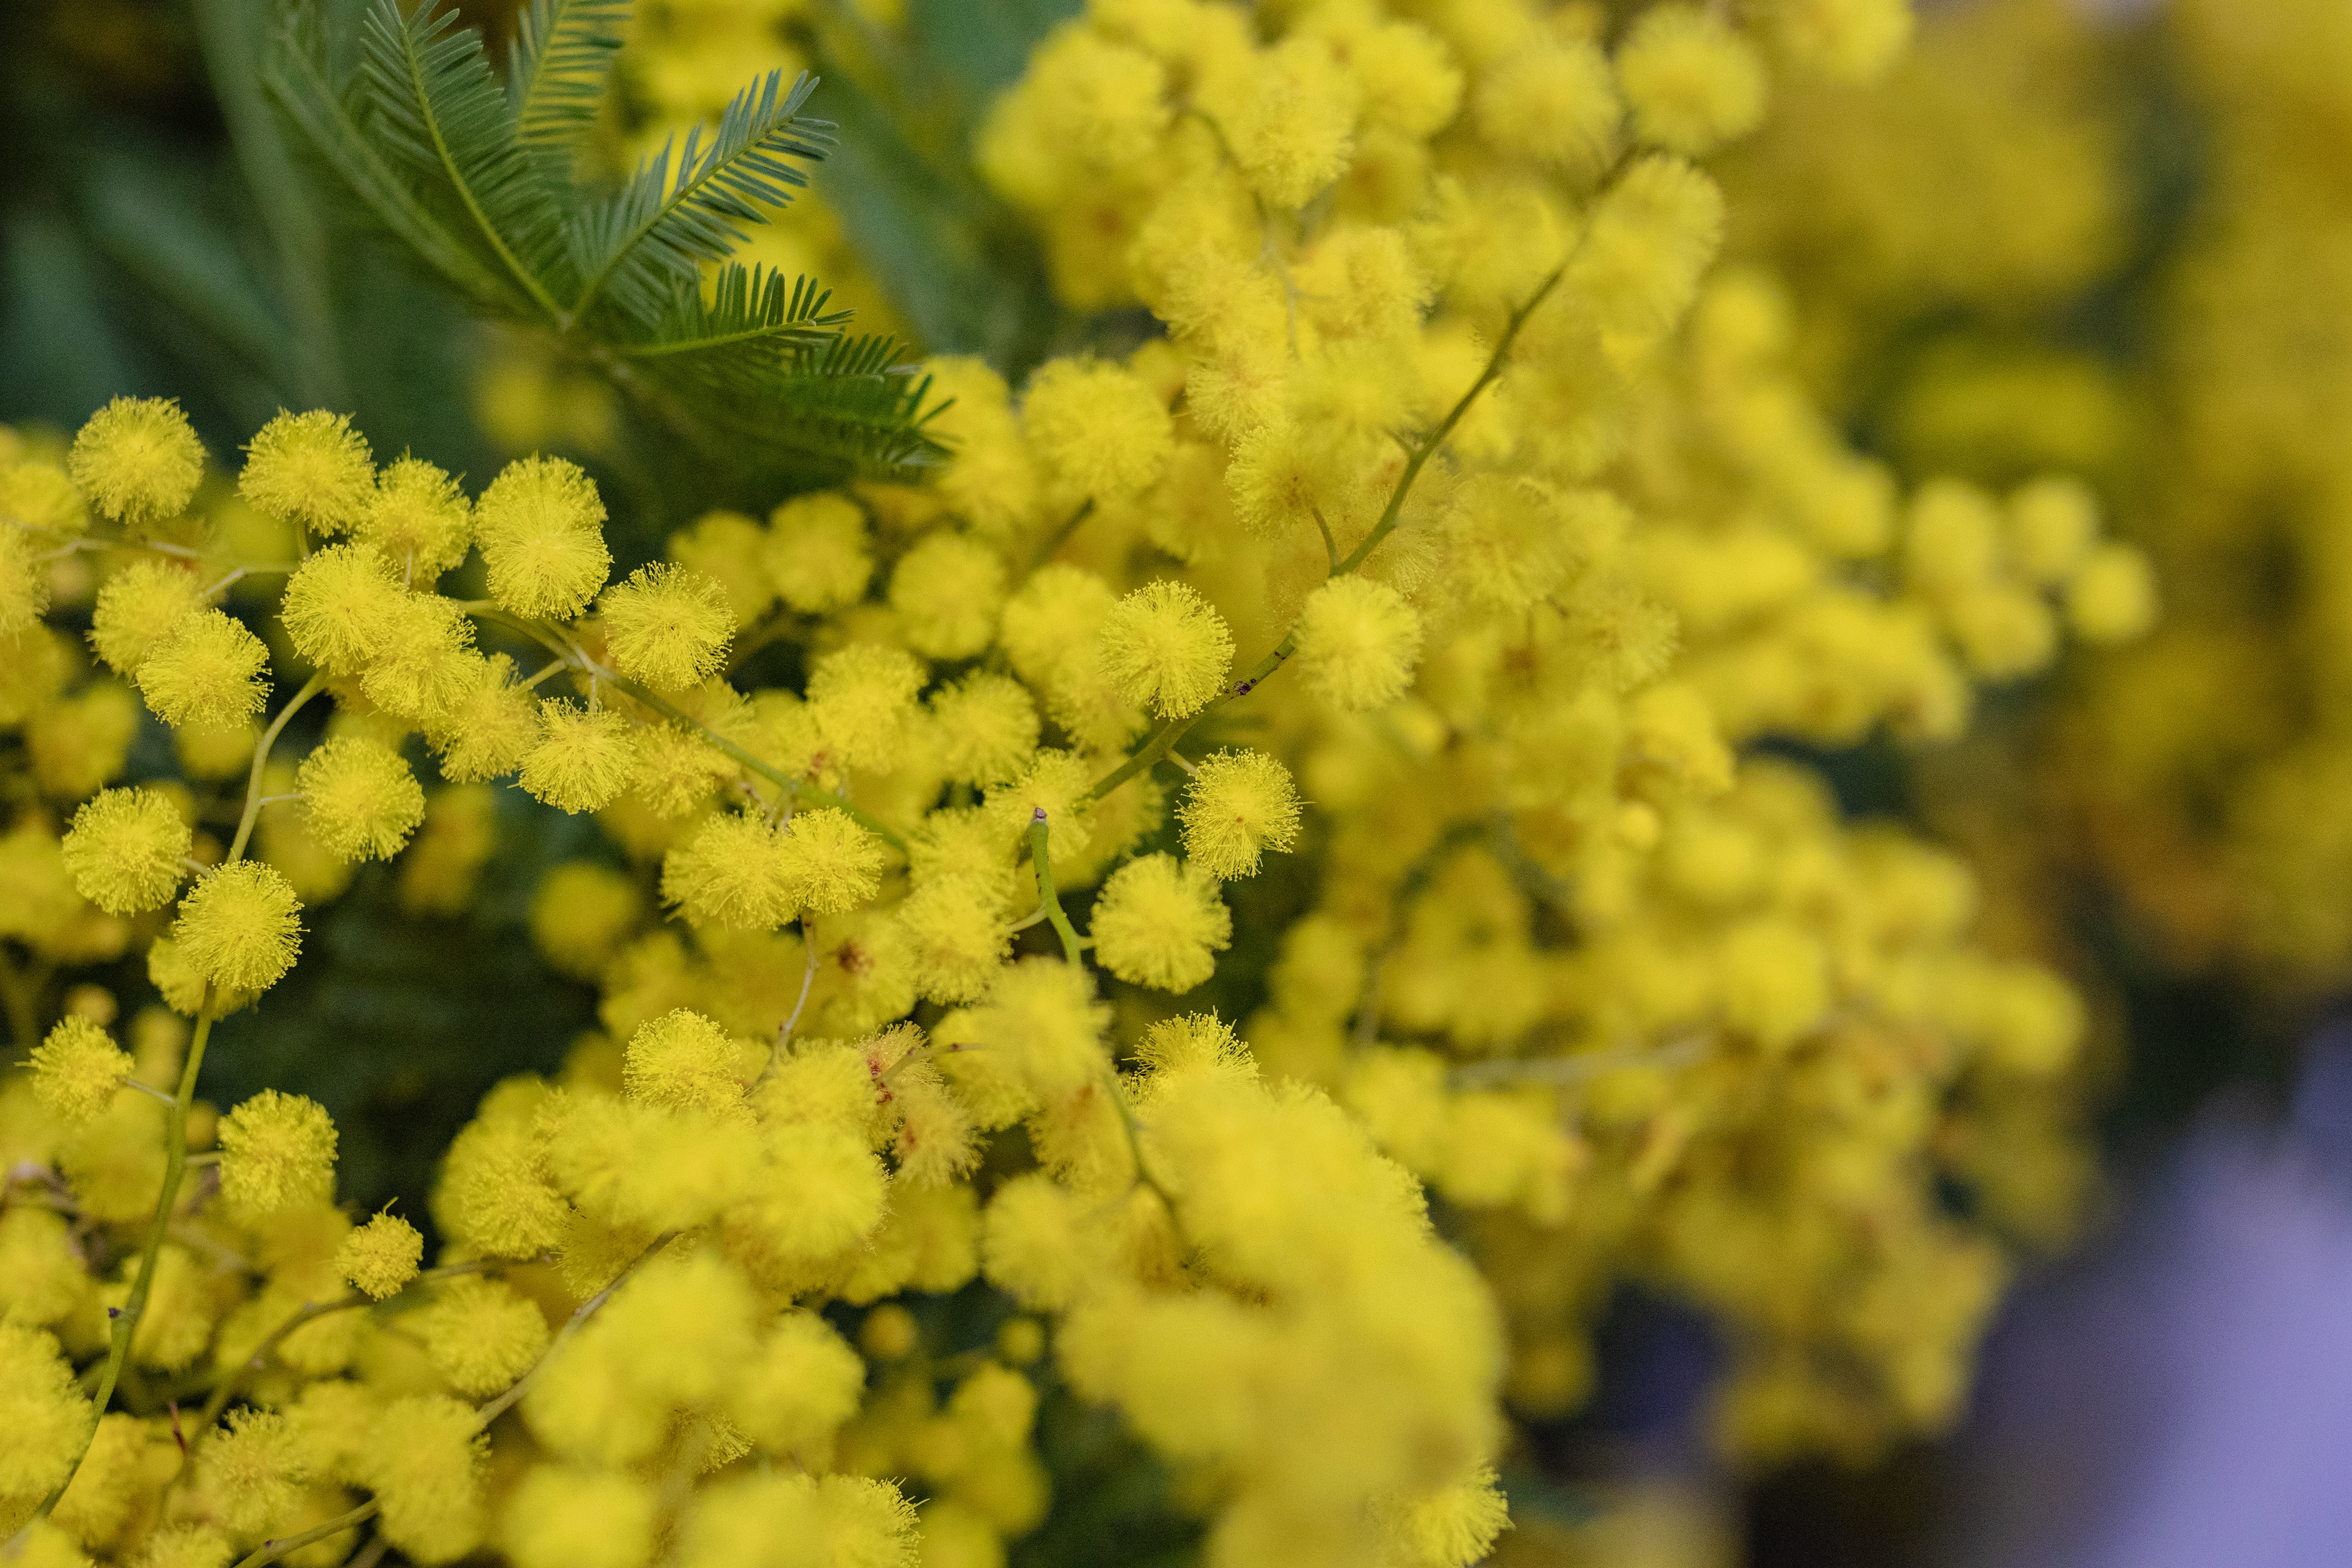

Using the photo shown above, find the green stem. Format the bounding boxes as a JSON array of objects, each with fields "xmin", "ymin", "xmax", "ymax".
[
  {"xmin": 230, "ymin": 1499, "xmax": 379, "ymax": 1568},
  {"xmin": 227, "ymin": 673, "xmax": 328, "ymax": 865},
  {"xmin": 25, "ymin": 996, "xmax": 217, "ymax": 1531},
  {"xmin": 1026, "ymin": 811, "xmax": 1084, "ymax": 967}
]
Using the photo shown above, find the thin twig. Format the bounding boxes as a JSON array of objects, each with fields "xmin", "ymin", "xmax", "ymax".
[{"xmin": 1027, "ymin": 810, "xmax": 1085, "ymax": 967}]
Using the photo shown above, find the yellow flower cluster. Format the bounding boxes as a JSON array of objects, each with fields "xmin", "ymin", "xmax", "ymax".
[
  {"xmin": 0, "ymin": 0, "xmax": 2181, "ymax": 1562},
  {"xmin": 1717, "ymin": 0, "xmax": 2350, "ymax": 999}
]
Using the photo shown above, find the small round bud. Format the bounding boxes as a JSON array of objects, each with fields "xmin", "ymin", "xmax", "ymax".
[
  {"xmin": 1177, "ymin": 750, "xmax": 1303, "ymax": 880},
  {"xmin": 217, "ymin": 1087, "xmax": 338, "ymax": 1216},
  {"xmin": 171, "ymin": 859, "xmax": 304, "ymax": 995},
  {"xmin": 69, "ymin": 396, "xmax": 204, "ymax": 527},
  {"xmin": 599, "ymin": 563, "xmax": 734, "ymax": 691},
  {"xmin": 1096, "ymin": 581, "xmax": 1234, "ymax": 719},
  {"xmin": 240, "ymin": 409, "xmax": 376, "ymax": 534},
  {"xmin": 297, "ymin": 734, "xmax": 426, "ymax": 861},
  {"xmin": 29, "ymin": 1015, "xmax": 134, "ymax": 1126},
  {"xmin": 338, "ymin": 1212, "xmax": 424, "ymax": 1299},
  {"xmin": 61, "ymin": 786, "xmax": 192, "ymax": 914}
]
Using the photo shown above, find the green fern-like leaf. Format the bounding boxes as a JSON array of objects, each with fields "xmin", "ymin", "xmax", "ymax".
[
  {"xmin": 567, "ymin": 69, "xmax": 832, "ymax": 324},
  {"xmin": 355, "ymin": 0, "xmax": 573, "ymax": 314},
  {"xmin": 261, "ymin": 14, "xmax": 526, "ymax": 315},
  {"xmin": 508, "ymin": 0, "xmax": 628, "ymax": 151},
  {"xmin": 612, "ymin": 263, "xmax": 852, "ymax": 360}
]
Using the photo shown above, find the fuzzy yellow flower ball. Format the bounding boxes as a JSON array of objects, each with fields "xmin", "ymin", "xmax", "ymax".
[
  {"xmin": 763, "ymin": 493, "xmax": 873, "ymax": 613},
  {"xmin": 240, "ymin": 408, "xmax": 376, "ymax": 534},
  {"xmin": 519, "ymin": 700, "xmax": 640, "ymax": 813},
  {"xmin": 1178, "ymin": 750, "xmax": 1304, "ymax": 880},
  {"xmin": 1617, "ymin": 4, "xmax": 1769, "ymax": 157},
  {"xmin": 217, "ymin": 1087, "xmax": 338, "ymax": 1216},
  {"xmin": 476, "ymin": 455, "xmax": 612, "ymax": 621},
  {"xmin": 29, "ymin": 1015, "xmax": 134, "ymax": 1126},
  {"xmin": 1294, "ymin": 576, "xmax": 1425, "ymax": 710},
  {"xmin": 1096, "ymin": 581, "xmax": 1234, "ymax": 719},
  {"xmin": 338, "ymin": 1212, "xmax": 424, "ymax": 1299},
  {"xmin": 279, "ymin": 543, "xmax": 405, "ymax": 675},
  {"xmin": 1021, "ymin": 359, "xmax": 1173, "ymax": 502},
  {"xmin": 298, "ymin": 734, "xmax": 426, "ymax": 861},
  {"xmin": 88, "ymin": 558, "xmax": 206, "ymax": 675},
  {"xmin": 68, "ymin": 396, "xmax": 204, "ymax": 527},
  {"xmin": 171, "ymin": 859, "xmax": 304, "ymax": 994},
  {"xmin": 600, "ymin": 563, "xmax": 735, "ymax": 691},
  {"xmin": 135, "ymin": 609, "xmax": 271, "ymax": 730},
  {"xmin": 361, "ymin": 455, "xmax": 474, "ymax": 580},
  {"xmin": 1089, "ymin": 853, "xmax": 1232, "ymax": 993},
  {"xmin": 61, "ymin": 786, "xmax": 191, "ymax": 913}
]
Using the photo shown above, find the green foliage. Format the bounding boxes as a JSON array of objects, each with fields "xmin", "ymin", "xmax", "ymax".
[{"xmin": 263, "ymin": 0, "xmax": 942, "ymax": 478}]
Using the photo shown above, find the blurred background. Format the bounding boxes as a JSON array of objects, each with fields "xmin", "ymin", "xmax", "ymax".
[{"xmin": 8, "ymin": 0, "xmax": 2351, "ymax": 1561}]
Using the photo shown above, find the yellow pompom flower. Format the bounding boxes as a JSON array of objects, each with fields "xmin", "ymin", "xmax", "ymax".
[
  {"xmin": 726, "ymin": 1310, "xmax": 866, "ymax": 1456},
  {"xmin": 930, "ymin": 673, "xmax": 1041, "ymax": 786},
  {"xmin": 297, "ymin": 734, "xmax": 426, "ymax": 860},
  {"xmin": 779, "ymin": 808, "xmax": 886, "ymax": 916},
  {"xmin": 1295, "ymin": 576, "xmax": 1424, "ymax": 710},
  {"xmin": 1090, "ymin": 854, "xmax": 1232, "ymax": 993},
  {"xmin": 427, "ymin": 653, "xmax": 541, "ymax": 782},
  {"xmin": 0, "ymin": 459, "xmax": 87, "ymax": 539},
  {"xmin": 600, "ymin": 563, "xmax": 735, "ymax": 691},
  {"xmin": 1373, "ymin": 1466, "xmax": 1512, "ymax": 1568},
  {"xmin": 890, "ymin": 532, "xmax": 1009, "ymax": 660},
  {"xmin": 171, "ymin": 859, "xmax": 303, "ymax": 993},
  {"xmin": 2067, "ymin": 543, "xmax": 2158, "ymax": 645},
  {"xmin": 1762, "ymin": 0, "xmax": 1914, "ymax": 83},
  {"xmin": 476, "ymin": 454, "xmax": 612, "ymax": 621},
  {"xmin": 1474, "ymin": 40, "xmax": 1621, "ymax": 175},
  {"xmin": 29, "ymin": 1015, "xmax": 134, "ymax": 1126},
  {"xmin": 68, "ymin": 396, "xmax": 204, "ymax": 526},
  {"xmin": 2006, "ymin": 476, "xmax": 2099, "ymax": 586},
  {"xmin": 337, "ymin": 1211, "xmax": 423, "ymax": 1299},
  {"xmin": 662, "ymin": 811, "xmax": 795, "ymax": 930},
  {"xmin": 520, "ymin": 700, "xmax": 641, "ymax": 813},
  {"xmin": 806, "ymin": 642, "xmax": 927, "ymax": 773},
  {"xmin": 624, "ymin": 1008, "xmax": 748, "ymax": 1114},
  {"xmin": 762, "ymin": 493, "xmax": 873, "ymax": 613},
  {"xmin": 196, "ymin": 1407, "xmax": 308, "ymax": 1537},
  {"xmin": 1617, "ymin": 5, "xmax": 1768, "ymax": 157},
  {"xmin": 1220, "ymin": 36, "xmax": 1361, "ymax": 209},
  {"xmin": 412, "ymin": 1276, "xmax": 551, "ymax": 1396},
  {"xmin": 501, "ymin": 1466, "xmax": 658, "ymax": 1568},
  {"xmin": 1021, "ymin": 359, "xmax": 1174, "ymax": 502},
  {"xmin": 360, "ymin": 454, "xmax": 474, "ymax": 581},
  {"xmin": 61, "ymin": 786, "xmax": 191, "ymax": 913},
  {"xmin": 88, "ymin": 558, "xmax": 205, "ymax": 675},
  {"xmin": 217, "ymin": 1088, "xmax": 338, "ymax": 1216},
  {"xmin": 672, "ymin": 1473, "xmax": 916, "ymax": 1568},
  {"xmin": 279, "ymin": 543, "xmax": 406, "ymax": 675},
  {"xmin": 1096, "ymin": 581, "xmax": 1234, "ymax": 719},
  {"xmin": 529, "ymin": 860, "xmax": 641, "ymax": 978},
  {"xmin": 1178, "ymin": 750, "xmax": 1303, "ymax": 880},
  {"xmin": 361, "ymin": 1395, "xmax": 488, "ymax": 1565},
  {"xmin": 134, "ymin": 609, "xmax": 271, "ymax": 729},
  {"xmin": 240, "ymin": 408, "xmax": 376, "ymax": 534},
  {"xmin": 999, "ymin": 562, "xmax": 1116, "ymax": 684}
]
